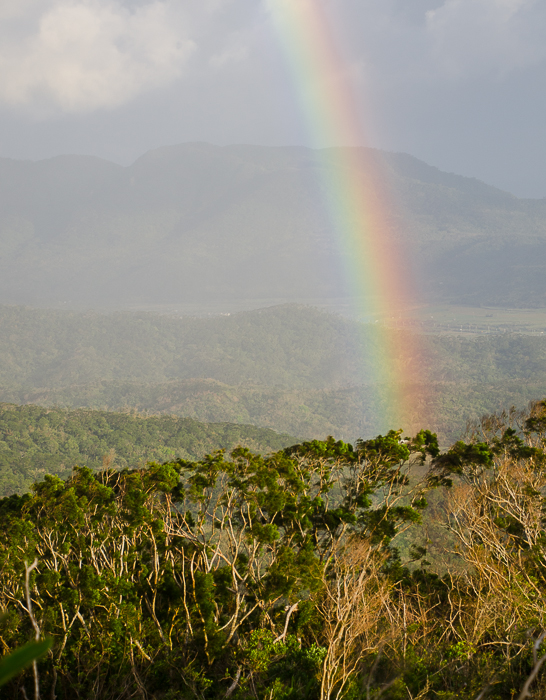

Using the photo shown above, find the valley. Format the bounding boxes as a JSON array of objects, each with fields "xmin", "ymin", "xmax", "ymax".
[{"xmin": 1, "ymin": 302, "xmax": 546, "ymax": 460}]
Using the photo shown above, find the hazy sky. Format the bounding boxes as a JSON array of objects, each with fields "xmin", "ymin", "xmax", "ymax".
[{"xmin": 0, "ymin": 0, "xmax": 545, "ymax": 197}]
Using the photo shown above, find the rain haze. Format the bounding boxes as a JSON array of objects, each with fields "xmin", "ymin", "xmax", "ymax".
[
  {"xmin": 0, "ymin": 0, "xmax": 544, "ymax": 197},
  {"xmin": 1, "ymin": 0, "xmax": 546, "ymax": 445}
]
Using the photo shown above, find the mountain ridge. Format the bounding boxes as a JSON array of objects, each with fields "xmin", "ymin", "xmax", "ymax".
[{"xmin": 0, "ymin": 143, "xmax": 545, "ymax": 308}]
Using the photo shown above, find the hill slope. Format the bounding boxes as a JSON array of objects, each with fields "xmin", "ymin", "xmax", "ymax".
[{"xmin": 0, "ymin": 402, "xmax": 297, "ymax": 497}]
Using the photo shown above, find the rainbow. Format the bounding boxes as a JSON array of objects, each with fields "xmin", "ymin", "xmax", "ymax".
[{"xmin": 267, "ymin": 0, "xmax": 431, "ymax": 434}]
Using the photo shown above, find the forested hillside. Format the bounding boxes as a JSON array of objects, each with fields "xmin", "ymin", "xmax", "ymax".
[
  {"xmin": 2, "ymin": 304, "xmax": 546, "ymax": 444},
  {"xmin": 0, "ymin": 303, "xmax": 364, "ymax": 390},
  {"xmin": 1, "ymin": 144, "xmax": 546, "ymax": 308},
  {"xmin": 0, "ymin": 403, "xmax": 296, "ymax": 497}
]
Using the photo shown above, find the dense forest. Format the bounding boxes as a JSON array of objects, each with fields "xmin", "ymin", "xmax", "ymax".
[
  {"xmin": 0, "ymin": 404, "xmax": 297, "ymax": 498},
  {"xmin": 2, "ymin": 304, "xmax": 546, "ymax": 443},
  {"xmin": 2, "ymin": 401, "xmax": 546, "ymax": 699}
]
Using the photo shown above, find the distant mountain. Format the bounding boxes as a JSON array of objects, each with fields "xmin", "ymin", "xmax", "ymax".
[{"xmin": 0, "ymin": 143, "xmax": 545, "ymax": 308}]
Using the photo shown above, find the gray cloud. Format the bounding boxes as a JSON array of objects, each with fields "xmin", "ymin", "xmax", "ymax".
[
  {"xmin": 0, "ymin": 0, "xmax": 196, "ymax": 113},
  {"xmin": 327, "ymin": 0, "xmax": 546, "ymax": 87},
  {"xmin": 5, "ymin": 1, "xmax": 545, "ymax": 116},
  {"xmin": 424, "ymin": 0, "xmax": 546, "ymax": 79}
]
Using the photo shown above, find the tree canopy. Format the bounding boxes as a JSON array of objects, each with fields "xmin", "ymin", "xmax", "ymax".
[{"xmin": 3, "ymin": 404, "xmax": 546, "ymax": 698}]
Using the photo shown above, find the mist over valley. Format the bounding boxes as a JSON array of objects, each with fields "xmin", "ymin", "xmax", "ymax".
[{"xmin": 1, "ymin": 144, "xmax": 546, "ymax": 457}]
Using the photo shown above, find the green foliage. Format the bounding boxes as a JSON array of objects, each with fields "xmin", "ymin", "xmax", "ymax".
[
  {"xmin": 242, "ymin": 630, "xmax": 324, "ymax": 699},
  {"xmin": 0, "ymin": 430, "xmax": 435, "ymax": 699},
  {"xmin": 0, "ymin": 402, "xmax": 297, "ymax": 497},
  {"xmin": 2, "ymin": 409, "xmax": 546, "ymax": 698},
  {"xmin": 429, "ymin": 440, "xmax": 493, "ymax": 485}
]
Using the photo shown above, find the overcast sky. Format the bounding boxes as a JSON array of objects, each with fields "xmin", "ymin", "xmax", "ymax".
[{"xmin": 0, "ymin": 0, "xmax": 545, "ymax": 197}]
